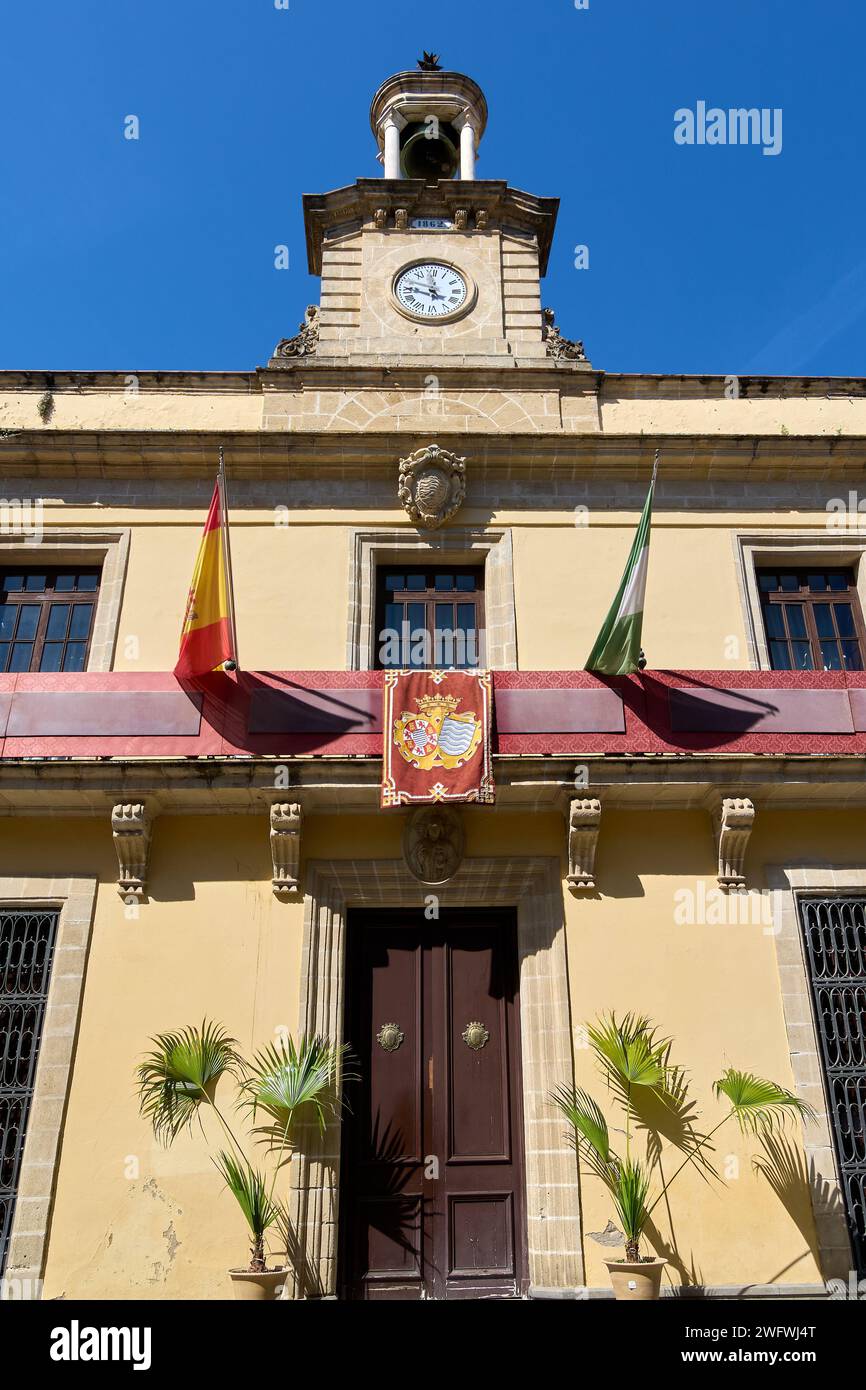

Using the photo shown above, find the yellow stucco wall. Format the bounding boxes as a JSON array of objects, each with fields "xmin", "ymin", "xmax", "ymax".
[
  {"xmin": 4, "ymin": 806, "xmax": 855, "ymax": 1297},
  {"xmin": 22, "ymin": 497, "xmax": 844, "ymax": 672},
  {"xmin": 114, "ymin": 521, "xmax": 349, "ymax": 671},
  {"xmin": 0, "ymin": 817, "xmax": 303, "ymax": 1300}
]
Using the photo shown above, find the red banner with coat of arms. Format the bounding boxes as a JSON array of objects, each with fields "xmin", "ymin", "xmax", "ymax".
[{"xmin": 381, "ymin": 670, "xmax": 495, "ymax": 808}]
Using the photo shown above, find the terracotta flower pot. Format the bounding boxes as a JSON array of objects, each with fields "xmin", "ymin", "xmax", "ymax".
[
  {"xmin": 228, "ymin": 1268, "xmax": 287, "ymax": 1301},
  {"xmin": 604, "ymin": 1257, "xmax": 667, "ymax": 1301}
]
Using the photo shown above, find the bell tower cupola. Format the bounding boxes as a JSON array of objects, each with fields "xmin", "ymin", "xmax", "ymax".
[
  {"xmin": 272, "ymin": 57, "xmax": 589, "ymax": 369},
  {"xmin": 370, "ymin": 54, "xmax": 488, "ymax": 182}
]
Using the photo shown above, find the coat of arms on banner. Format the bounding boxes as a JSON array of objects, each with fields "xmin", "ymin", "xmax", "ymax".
[{"xmin": 381, "ymin": 670, "xmax": 495, "ymax": 808}]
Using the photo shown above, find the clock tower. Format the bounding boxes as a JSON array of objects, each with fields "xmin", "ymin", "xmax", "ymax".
[{"xmin": 270, "ymin": 57, "xmax": 588, "ymax": 368}]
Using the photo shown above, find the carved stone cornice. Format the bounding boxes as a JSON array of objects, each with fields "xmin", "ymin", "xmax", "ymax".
[
  {"xmin": 270, "ymin": 802, "xmax": 302, "ymax": 897},
  {"xmin": 713, "ymin": 796, "xmax": 756, "ymax": 891},
  {"xmin": 566, "ymin": 797, "xmax": 602, "ymax": 892},
  {"xmin": 302, "ymin": 178, "xmax": 559, "ymax": 274},
  {"xmin": 111, "ymin": 801, "xmax": 152, "ymax": 898},
  {"xmin": 7, "ymin": 428, "xmax": 864, "ymax": 483},
  {"xmin": 0, "ymin": 757, "xmax": 860, "ymax": 819}
]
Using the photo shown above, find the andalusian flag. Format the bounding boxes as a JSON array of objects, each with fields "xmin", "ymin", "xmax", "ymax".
[
  {"xmin": 174, "ymin": 459, "xmax": 238, "ymax": 678},
  {"xmin": 585, "ymin": 455, "xmax": 658, "ymax": 675}
]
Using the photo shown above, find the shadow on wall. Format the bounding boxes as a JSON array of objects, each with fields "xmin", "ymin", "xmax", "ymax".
[
  {"xmin": 556, "ymin": 1014, "xmax": 820, "ymax": 1293},
  {"xmin": 144, "ymin": 814, "xmax": 273, "ymax": 901},
  {"xmin": 652, "ymin": 1131, "xmax": 828, "ymax": 1294},
  {"xmin": 752, "ymin": 1131, "xmax": 830, "ymax": 1282},
  {"xmin": 590, "ymin": 809, "xmax": 717, "ymax": 901}
]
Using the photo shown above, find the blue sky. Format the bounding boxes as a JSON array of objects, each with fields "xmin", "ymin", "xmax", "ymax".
[{"xmin": 0, "ymin": 0, "xmax": 862, "ymax": 376}]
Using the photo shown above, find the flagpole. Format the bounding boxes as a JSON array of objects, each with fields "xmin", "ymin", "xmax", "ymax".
[
  {"xmin": 217, "ymin": 446, "xmax": 240, "ymax": 671},
  {"xmin": 651, "ymin": 447, "xmax": 661, "ymax": 486}
]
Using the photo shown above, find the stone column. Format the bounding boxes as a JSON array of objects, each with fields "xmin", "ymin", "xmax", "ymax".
[
  {"xmin": 383, "ymin": 115, "xmax": 402, "ymax": 179},
  {"xmin": 459, "ymin": 119, "xmax": 476, "ymax": 180}
]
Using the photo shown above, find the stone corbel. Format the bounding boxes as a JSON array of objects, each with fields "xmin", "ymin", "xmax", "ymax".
[
  {"xmin": 271, "ymin": 803, "xmax": 303, "ymax": 898},
  {"xmin": 112, "ymin": 802, "xmax": 152, "ymax": 898},
  {"xmin": 714, "ymin": 796, "xmax": 755, "ymax": 891},
  {"xmin": 566, "ymin": 797, "xmax": 601, "ymax": 892}
]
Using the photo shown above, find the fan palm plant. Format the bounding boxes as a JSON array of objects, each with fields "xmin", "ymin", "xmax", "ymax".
[
  {"xmin": 136, "ymin": 1020, "xmax": 354, "ymax": 1279},
  {"xmin": 552, "ymin": 1012, "xmax": 813, "ymax": 1271}
]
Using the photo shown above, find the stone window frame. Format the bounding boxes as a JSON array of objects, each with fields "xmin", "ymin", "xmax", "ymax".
[
  {"xmin": 347, "ymin": 527, "xmax": 517, "ymax": 670},
  {"xmin": 766, "ymin": 864, "xmax": 863, "ymax": 1284},
  {"xmin": 0, "ymin": 875, "xmax": 98, "ymax": 1298},
  {"xmin": 287, "ymin": 856, "xmax": 580, "ymax": 1299},
  {"xmin": 734, "ymin": 531, "xmax": 866, "ymax": 670},
  {"xmin": 0, "ymin": 530, "xmax": 130, "ymax": 672}
]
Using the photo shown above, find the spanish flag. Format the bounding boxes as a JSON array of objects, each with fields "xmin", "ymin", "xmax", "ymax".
[{"xmin": 174, "ymin": 478, "xmax": 236, "ymax": 678}]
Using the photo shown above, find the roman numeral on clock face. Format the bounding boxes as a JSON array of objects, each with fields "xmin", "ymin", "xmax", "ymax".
[{"xmin": 395, "ymin": 263, "xmax": 469, "ymax": 319}]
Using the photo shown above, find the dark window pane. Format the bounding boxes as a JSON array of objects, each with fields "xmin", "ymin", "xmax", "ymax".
[
  {"xmin": 406, "ymin": 602, "xmax": 425, "ymax": 633},
  {"xmin": 435, "ymin": 604, "xmax": 457, "ymax": 666},
  {"xmin": 842, "ymin": 641, "xmax": 863, "ymax": 671},
  {"xmin": 813, "ymin": 603, "xmax": 835, "ymax": 639},
  {"xmin": 457, "ymin": 603, "xmax": 479, "ymax": 667},
  {"xmin": 792, "ymin": 641, "xmax": 813, "ymax": 670},
  {"xmin": 76, "ymin": 573, "xmax": 99, "ymax": 591},
  {"xmin": 405, "ymin": 575, "xmax": 425, "ymax": 591},
  {"xmin": 455, "ymin": 574, "xmax": 475, "ymax": 591},
  {"xmin": 828, "ymin": 572, "xmax": 849, "ymax": 591},
  {"xmin": 406, "ymin": 602, "xmax": 426, "ymax": 667},
  {"xmin": 758, "ymin": 572, "xmax": 777, "ymax": 592},
  {"xmin": 39, "ymin": 643, "xmax": 63, "ymax": 673},
  {"xmin": 2, "ymin": 576, "xmax": 23, "ymax": 592},
  {"xmin": 23, "ymin": 574, "xmax": 45, "ymax": 592},
  {"xmin": 16, "ymin": 605, "xmax": 39, "ymax": 641},
  {"xmin": 45, "ymin": 604, "xmax": 70, "ymax": 641},
  {"xmin": 384, "ymin": 574, "xmax": 403, "ymax": 592},
  {"xmin": 54, "ymin": 574, "xmax": 75, "ymax": 592},
  {"xmin": 779, "ymin": 573, "xmax": 799, "ymax": 592},
  {"xmin": 820, "ymin": 641, "xmax": 842, "ymax": 671},
  {"xmin": 68, "ymin": 604, "xmax": 93, "ymax": 641},
  {"xmin": 784, "ymin": 604, "xmax": 807, "ymax": 640},
  {"xmin": 62, "ymin": 642, "xmax": 87, "ymax": 672},
  {"xmin": 763, "ymin": 605, "xmax": 785, "ymax": 639},
  {"xmin": 0, "ymin": 643, "xmax": 8, "ymax": 669},
  {"xmin": 807, "ymin": 573, "xmax": 827, "ymax": 592},
  {"xmin": 9, "ymin": 643, "xmax": 32, "ymax": 672},
  {"xmin": 380, "ymin": 602, "xmax": 403, "ymax": 666},
  {"xmin": 834, "ymin": 603, "xmax": 856, "ymax": 639},
  {"xmin": 0, "ymin": 606, "xmax": 18, "ymax": 640},
  {"xmin": 434, "ymin": 574, "xmax": 453, "ymax": 591}
]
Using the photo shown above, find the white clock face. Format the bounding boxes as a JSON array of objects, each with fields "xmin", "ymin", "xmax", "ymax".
[{"xmin": 394, "ymin": 262, "xmax": 470, "ymax": 320}]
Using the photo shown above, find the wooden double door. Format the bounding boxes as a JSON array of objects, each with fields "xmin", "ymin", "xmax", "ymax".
[{"xmin": 340, "ymin": 909, "xmax": 528, "ymax": 1300}]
